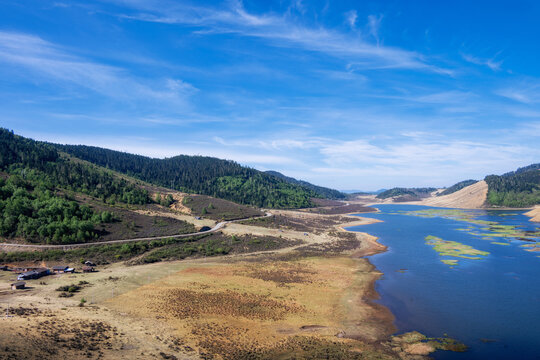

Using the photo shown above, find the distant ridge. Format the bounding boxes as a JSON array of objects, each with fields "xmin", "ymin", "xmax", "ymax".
[
  {"xmin": 376, "ymin": 187, "xmax": 436, "ymax": 200},
  {"xmin": 264, "ymin": 171, "xmax": 345, "ymax": 199},
  {"xmin": 51, "ymin": 143, "xmax": 333, "ymax": 209},
  {"xmin": 341, "ymin": 189, "xmax": 387, "ymax": 195}
]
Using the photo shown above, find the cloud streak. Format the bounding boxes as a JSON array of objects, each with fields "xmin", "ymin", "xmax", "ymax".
[
  {"xmin": 111, "ymin": 0, "xmax": 452, "ymax": 74},
  {"xmin": 0, "ymin": 31, "xmax": 196, "ymax": 104},
  {"xmin": 461, "ymin": 52, "xmax": 502, "ymax": 71}
]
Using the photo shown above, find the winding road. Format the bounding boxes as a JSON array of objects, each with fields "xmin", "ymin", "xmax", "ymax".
[{"xmin": 0, "ymin": 212, "xmax": 273, "ymax": 250}]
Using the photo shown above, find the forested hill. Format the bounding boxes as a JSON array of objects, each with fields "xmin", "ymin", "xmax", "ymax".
[
  {"xmin": 0, "ymin": 129, "xmax": 150, "ymax": 205},
  {"xmin": 264, "ymin": 171, "xmax": 345, "ymax": 199},
  {"xmin": 485, "ymin": 164, "xmax": 540, "ymax": 207},
  {"xmin": 376, "ymin": 187, "xmax": 436, "ymax": 199},
  {"xmin": 437, "ymin": 180, "xmax": 477, "ymax": 196},
  {"xmin": 52, "ymin": 144, "xmax": 321, "ymax": 208},
  {"xmin": 0, "ymin": 128, "xmax": 150, "ymax": 244}
]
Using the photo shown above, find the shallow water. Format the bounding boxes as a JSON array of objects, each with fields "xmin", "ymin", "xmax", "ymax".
[{"xmin": 347, "ymin": 205, "xmax": 540, "ymax": 360}]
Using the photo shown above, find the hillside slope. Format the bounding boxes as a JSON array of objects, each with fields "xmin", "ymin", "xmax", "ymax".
[
  {"xmin": 53, "ymin": 144, "xmax": 326, "ymax": 208},
  {"xmin": 265, "ymin": 170, "xmax": 345, "ymax": 199},
  {"xmin": 376, "ymin": 187, "xmax": 436, "ymax": 201},
  {"xmin": 0, "ymin": 128, "xmax": 262, "ymax": 246},
  {"xmin": 437, "ymin": 179, "xmax": 477, "ymax": 196},
  {"xmin": 525, "ymin": 207, "xmax": 540, "ymax": 222},
  {"xmin": 485, "ymin": 166, "xmax": 540, "ymax": 207},
  {"xmin": 421, "ymin": 181, "xmax": 488, "ymax": 209}
]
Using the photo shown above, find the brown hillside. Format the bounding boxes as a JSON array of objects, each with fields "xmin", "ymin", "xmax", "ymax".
[
  {"xmin": 525, "ymin": 206, "xmax": 540, "ymax": 222},
  {"xmin": 419, "ymin": 180, "xmax": 488, "ymax": 209}
]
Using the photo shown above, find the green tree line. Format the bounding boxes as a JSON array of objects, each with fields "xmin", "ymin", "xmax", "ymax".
[
  {"xmin": 53, "ymin": 143, "xmax": 321, "ymax": 208},
  {"xmin": 0, "ymin": 176, "xmax": 113, "ymax": 244},
  {"xmin": 0, "ymin": 128, "xmax": 150, "ymax": 205},
  {"xmin": 485, "ymin": 165, "xmax": 540, "ymax": 207}
]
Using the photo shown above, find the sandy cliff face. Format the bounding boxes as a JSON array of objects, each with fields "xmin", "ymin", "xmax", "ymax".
[
  {"xmin": 525, "ymin": 206, "xmax": 540, "ymax": 222},
  {"xmin": 419, "ymin": 180, "xmax": 488, "ymax": 209}
]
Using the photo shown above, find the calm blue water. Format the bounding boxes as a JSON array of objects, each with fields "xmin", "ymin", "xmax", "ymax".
[{"xmin": 347, "ymin": 205, "xmax": 540, "ymax": 360}]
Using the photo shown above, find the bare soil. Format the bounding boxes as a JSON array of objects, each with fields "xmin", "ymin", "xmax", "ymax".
[
  {"xmin": 525, "ymin": 206, "xmax": 540, "ymax": 222},
  {"xmin": 183, "ymin": 194, "xmax": 263, "ymax": 221}
]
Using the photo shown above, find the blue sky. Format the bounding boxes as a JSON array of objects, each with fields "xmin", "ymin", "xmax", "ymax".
[{"xmin": 1, "ymin": 0, "xmax": 539, "ymax": 190}]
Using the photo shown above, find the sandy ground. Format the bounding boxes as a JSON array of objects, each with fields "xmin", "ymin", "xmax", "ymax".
[
  {"xmin": 419, "ymin": 181, "xmax": 488, "ymax": 208},
  {"xmin": 0, "ymin": 204, "xmax": 453, "ymax": 359},
  {"xmin": 525, "ymin": 206, "xmax": 540, "ymax": 222}
]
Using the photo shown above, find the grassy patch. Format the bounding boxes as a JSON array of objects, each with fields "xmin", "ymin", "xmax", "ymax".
[
  {"xmin": 425, "ymin": 235, "xmax": 489, "ymax": 265},
  {"xmin": 441, "ymin": 259, "xmax": 458, "ymax": 266}
]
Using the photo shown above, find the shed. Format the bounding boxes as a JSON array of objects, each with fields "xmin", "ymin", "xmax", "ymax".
[
  {"xmin": 82, "ymin": 266, "xmax": 95, "ymax": 273},
  {"xmin": 52, "ymin": 266, "xmax": 69, "ymax": 273},
  {"xmin": 11, "ymin": 281, "xmax": 26, "ymax": 290},
  {"xmin": 35, "ymin": 268, "xmax": 50, "ymax": 277},
  {"xmin": 18, "ymin": 270, "xmax": 38, "ymax": 281}
]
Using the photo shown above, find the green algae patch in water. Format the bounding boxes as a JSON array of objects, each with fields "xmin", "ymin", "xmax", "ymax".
[
  {"xmin": 441, "ymin": 259, "xmax": 459, "ymax": 265},
  {"xmin": 402, "ymin": 209, "xmax": 540, "ymax": 254},
  {"xmin": 520, "ymin": 243, "xmax": 540, "ymax": 252},
  {"xmin": 425, "ymin": 235, "xmax": 489, "ymax": 265}
]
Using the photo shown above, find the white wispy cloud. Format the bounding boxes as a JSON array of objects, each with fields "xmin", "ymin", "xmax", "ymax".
[
  {"xmin": 496, "ymin": 79, "xmax": 540, "ymax": 104},
  {"xmin": 109, "ymin": 0, "xmax": 452, "ymax": 74},
  {"xmin": 0, "ymin": 31, "xmax": 196, "ymax": 104},
  {"xmin": 366, "ymin": 14, "xmax": 383, "ymax": 45},
  {"xmin": 345, "ymin": 10, "xmax": 357, "ymax": 29},
  {"xmin": 315, "ymin": 137, "xmax": 538, "ymax": 187},
  {"xmin": 461, "ymin": 52, "xmax": 502, "ymax": 71}
]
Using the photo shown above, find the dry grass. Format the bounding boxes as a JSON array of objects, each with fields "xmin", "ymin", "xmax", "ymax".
[
  {"xmin": 105, "ymin": 255, "xmax": 394, "ymax": 359},
  {"xmin": 0, "ymin": 306, "xmax": 126, "ymax": 360},
  {"xmin": 148, "ymin": 288, "xmax": 303, "ymax": 321},
  {"xmin": 0, "ymin": 201, "xmax": 405, "ymax": 359}
]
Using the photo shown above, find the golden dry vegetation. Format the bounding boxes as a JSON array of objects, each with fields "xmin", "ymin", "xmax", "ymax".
[{"xmin": 0, "ymin": 197, "xmax": 456, "ymax": 359}]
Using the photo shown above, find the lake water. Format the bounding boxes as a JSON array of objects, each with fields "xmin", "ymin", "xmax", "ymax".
[{"xmin": 346, "ymin": 204, "xmax": 540, "ymax": 360}]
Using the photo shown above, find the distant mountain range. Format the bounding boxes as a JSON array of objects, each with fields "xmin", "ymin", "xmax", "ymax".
[{"xmin": 340, "ymin": 189, "xmax": 388, "ymax": 195}]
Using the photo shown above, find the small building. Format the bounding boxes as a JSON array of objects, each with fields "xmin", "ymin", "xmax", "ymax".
[
  {"xmin": 11, "ymin": 281, "xmax": 26, "ymax": 290},
  {"xmin": 82, "ymin": 266, "xmax": 95, "ymax": 273},
  {"xmin": 35, "ymin": 268, "xmax": 50, "ymax": 276},
  {"xmin": 17, "ymin": 268, "xmax": 50, "ymax": 281},
  {"xmin": 52, "ymin": 266, "xmax": 69, "ymax": 273},
  {"xmin": 18, "ymin": 270, "xmax": 38, "ymax": 281}
]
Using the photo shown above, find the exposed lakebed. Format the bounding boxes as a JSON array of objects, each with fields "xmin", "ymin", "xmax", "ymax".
[{"xmin": 347, "ymin": 205, "xmax": 540, "ymax": 360}]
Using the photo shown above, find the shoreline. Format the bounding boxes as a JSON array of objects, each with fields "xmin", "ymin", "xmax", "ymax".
[
  {"xmin": 335, "ymin": 211, "xmax": 398, "ymax": 340},
  {"xmin": 0, "ymin": 204, "xmax": 465, "ymax": 358}
]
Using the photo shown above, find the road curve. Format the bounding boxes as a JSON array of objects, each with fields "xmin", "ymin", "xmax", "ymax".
[{"xmin": 0, "ymin": 212, "xmax": 272, "ymax": 250}]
